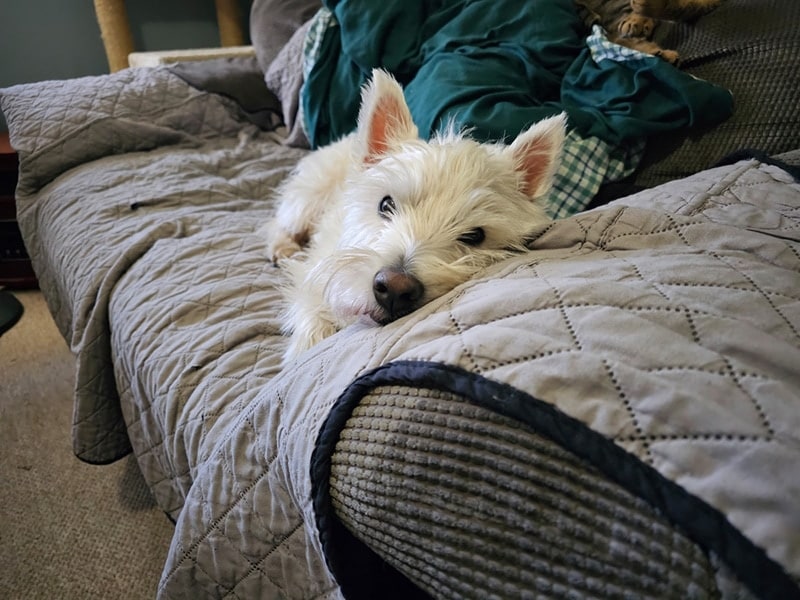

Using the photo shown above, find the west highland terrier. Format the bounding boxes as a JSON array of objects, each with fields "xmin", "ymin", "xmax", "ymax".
[{"xmin": 265, "ymin": 69, "xmax": 566, "ymax": 361}]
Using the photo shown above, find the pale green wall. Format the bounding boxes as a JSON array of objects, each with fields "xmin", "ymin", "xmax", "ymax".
[{"xmin": 0, "ymin": 0, "xmax": 252, "ymax": 131}]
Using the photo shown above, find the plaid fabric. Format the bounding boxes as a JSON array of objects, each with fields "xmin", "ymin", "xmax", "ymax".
[
  {"xmin": 548, "ymin": 131, "xmax": 644, "ymax": 219},
  {"xmin": 302, "ymin": 16, "xmax": 648, "ymax": 218},
  {"xmin": 302, "ymin": 9, "xmax": 336, "ymax": 82},
  {"xmin": 547, "ymin": 26, "xmax": 651, "ymax": 218},
  {"xmin": 299, "ymin": 9, "xmax": 338, "ymax": 141}
]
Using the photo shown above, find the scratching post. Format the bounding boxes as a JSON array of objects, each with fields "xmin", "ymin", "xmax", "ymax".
[
  {"xmin": 214, "ymin": 0, "xmax": 246, "ymax": 46},
  {"xmin": 93, "ymin": 0, "xmax": 135, "ymax": 72},
  {"xmin": 93, "ymin": 0, "xmax": 245, "ymax": 72}
]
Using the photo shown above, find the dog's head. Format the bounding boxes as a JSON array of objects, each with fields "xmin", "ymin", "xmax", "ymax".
[{"xmin": 327, "ymin": 69, "xmax": 566, "ymax": 325}]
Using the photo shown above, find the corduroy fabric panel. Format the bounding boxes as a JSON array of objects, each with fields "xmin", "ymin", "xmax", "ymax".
[{"xmin": 330, "ymin": 386, "xmax": 739, "ymax": 600}]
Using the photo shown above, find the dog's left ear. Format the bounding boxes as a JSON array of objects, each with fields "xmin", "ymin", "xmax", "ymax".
[
  {"xmin": 505, "ymin": 113, "xmax": 567, "ymax": 199},
  {"xmin": 358, "ymin": 69, "xmax": 418, "ymax": 164}
]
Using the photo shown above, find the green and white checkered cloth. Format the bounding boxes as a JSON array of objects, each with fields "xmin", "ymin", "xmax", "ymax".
[
  {"xmin": 302, "ymin": 15, "xmax": 647, "ymax": 218},
  {"xmin": 548, "ymin": 129, "xmax": 643, "ymax": 219},
  {"xmin": 547, "ymin": 26, "xmax": 649, "ymax": 218},
  {"xmin": 303, "ymin": 8, "xmax": 336, "ymax": 83}
]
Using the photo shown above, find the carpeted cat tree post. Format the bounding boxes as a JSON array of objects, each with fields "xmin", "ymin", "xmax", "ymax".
[
  {"xmin": 93, "ymin": 0, "xmax": 246, "ymax": 73},
  {"xmin": 215, "ymin": 0, "xmax": 246, "ymax": 47},
  {"xmin": 93, "ymin": 0, "xmax": 135, "ymax": 72}
]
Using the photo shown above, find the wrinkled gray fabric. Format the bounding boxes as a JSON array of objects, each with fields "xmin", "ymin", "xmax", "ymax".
[
  {"xmin": 1, "ymin": 68, "xmax": 308, "ymax": 464},
  {"xmin": 2, "ymin": 67, "xmax": 798, "ymax": 597},
  {"xmin": 166, "ymin": 159, "xmax": 800, "ymax": 596}
]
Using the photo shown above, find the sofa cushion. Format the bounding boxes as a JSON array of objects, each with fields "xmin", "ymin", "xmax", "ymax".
[{"xmin": 632, "ymin": 0, "xmax": 800, "ymax": 188}]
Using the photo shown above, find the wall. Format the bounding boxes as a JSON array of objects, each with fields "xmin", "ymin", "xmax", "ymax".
[{"xmin": 0, "ymin": 0, "xmax": 252, "ymax": 131}]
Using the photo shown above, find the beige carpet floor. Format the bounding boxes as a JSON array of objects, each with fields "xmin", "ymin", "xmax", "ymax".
[{"xmin": 0, "ymin": 290, "xmax": 174, "ymax": 599}]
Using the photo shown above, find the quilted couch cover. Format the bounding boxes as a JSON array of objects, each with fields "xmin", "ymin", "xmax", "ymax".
[{"xmin": 2, "ymin": 65, "xmax": 799, "ymax": 598}]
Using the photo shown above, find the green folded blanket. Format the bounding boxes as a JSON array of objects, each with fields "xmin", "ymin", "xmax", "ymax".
[{"xmin": 301, "ymin": 0, "xmax": 733, "ymax": 216}]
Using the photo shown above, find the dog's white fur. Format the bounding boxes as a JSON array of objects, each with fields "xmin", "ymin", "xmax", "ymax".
[{"xmin": 265, "ymin": 69, "xmax": 566, "ymax": 361}]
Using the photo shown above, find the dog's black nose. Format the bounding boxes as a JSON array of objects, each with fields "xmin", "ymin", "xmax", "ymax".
[{"xmin": 373, "ymin": 267, "xmax": 424, "ymax": 321}]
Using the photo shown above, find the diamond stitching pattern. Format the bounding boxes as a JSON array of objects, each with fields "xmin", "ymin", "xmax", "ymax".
[
  {"xmin": 3, "ymin": 67, "xmax": 799, "ymax": 596},
  {"xmin": 1, "ymin": 67, "xmax": 257, "ymax": 196}
]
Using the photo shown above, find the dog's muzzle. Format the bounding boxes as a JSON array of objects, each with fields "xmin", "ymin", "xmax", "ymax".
[{"xmin": 372, "ymin": 267, "xmax": 424, "ymax": 323}]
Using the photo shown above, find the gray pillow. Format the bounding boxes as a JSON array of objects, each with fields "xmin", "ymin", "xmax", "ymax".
[
  {"xmin": 250, "ymin": 0, "xmax": 321, "ymax": 75},
  {"xmin": 168, "ymin": 56, "xmax": 283, "ymax": 130}
]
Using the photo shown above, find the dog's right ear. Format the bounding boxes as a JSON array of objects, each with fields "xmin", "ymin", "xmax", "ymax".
[
  {"xmin": 505, "ymin": 113, "xmax": 567, "ymax": 200},
  {"xmin": 357, "ymin": 69, "xmax": 418, "ymax": 164}
]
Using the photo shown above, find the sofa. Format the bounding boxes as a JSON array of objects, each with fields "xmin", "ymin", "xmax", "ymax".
[{"xmin": 1, "ymin": 0, "xmax": 798, "ymax": 598}]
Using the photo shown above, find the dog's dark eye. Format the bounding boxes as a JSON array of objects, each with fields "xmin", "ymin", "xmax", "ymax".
[
  {"xmin": 378, "ymin": 195, "xmax": 396, "ymax": 219},
  {"xmin": 458, "ymin": 227, "xmax": 485, "ymax": 246}
]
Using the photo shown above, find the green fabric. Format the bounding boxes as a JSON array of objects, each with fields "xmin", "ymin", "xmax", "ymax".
[{"xmin": 302, "ymin": 0, "xmax": 733, "ymax": 149}]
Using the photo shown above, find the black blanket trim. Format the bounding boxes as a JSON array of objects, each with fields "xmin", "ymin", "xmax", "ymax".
[
  {"xmin": 714, "ymin": 148, "xmax": 800, "ymax": 181},
  {"xmin": 310, "ymin": 360, "xmax": 800, "ymax": 600}
]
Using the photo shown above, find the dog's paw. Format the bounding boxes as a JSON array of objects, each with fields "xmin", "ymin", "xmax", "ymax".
[
  {"xmin": 282, "ymin": 318, "xmax": 338, "ymax": 363},
  {"xmin": 261, "ymin": 220, "xmax": 308, "ymax": 264},
  {"xmin": 618, "ymin": 13, "xmax": 655, "ymax": 38},
  {"xmin": 267, "ymin": 232, "xmax": 304, "ymax": 264}
]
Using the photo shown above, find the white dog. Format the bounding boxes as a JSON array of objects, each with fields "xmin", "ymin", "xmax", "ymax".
[{"xmin": 265, "ymin": 69, "xmax": 566, "ymax": 361}]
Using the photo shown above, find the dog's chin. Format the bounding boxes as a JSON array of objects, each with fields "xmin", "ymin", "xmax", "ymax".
[
  {"xmin": 367, "ymin": 305, "xmax": 420, "ymax": 326},
  {"xmin": 331, "ymin": 301, "xmax": 392, "ymax": 327},
  {"xmin": 354, "ymin": 302, "xmax": 406, "ymax": 326},
  {"xmin": 366, "ymin": 308, "xmax": 392, "ymax": 326},
  {"xmin": 354, "ymin": 312, "xmax": 384, "ymax": 327},
  {"xmin": 343, "ymin": 299, "xmax": 402, "ymax": 326}
]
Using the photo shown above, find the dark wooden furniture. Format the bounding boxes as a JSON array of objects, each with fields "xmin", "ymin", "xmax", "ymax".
[{"xmin": 0, "ymin": 131, "xmax": 37, "ymax": 289}]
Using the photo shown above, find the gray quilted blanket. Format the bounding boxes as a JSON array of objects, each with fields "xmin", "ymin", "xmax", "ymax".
[{"xmin": 2, "ymin": 67, "xmax": 799, "ymax": 598}]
